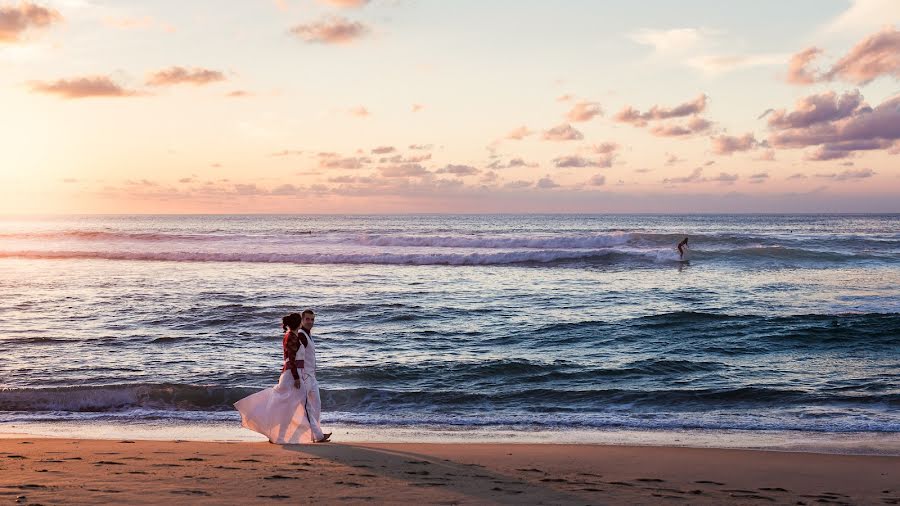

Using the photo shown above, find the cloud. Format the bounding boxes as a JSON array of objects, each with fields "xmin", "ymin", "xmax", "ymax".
[
  {"xmin": 648, "ymin": 117, "xmax": 712, "ymax": 137},
  {"xmin": 786, "ymin": 47, "xmax": 823, "ymax": 85},
  {"xmin": 553, "ymin": 156, "xmax": 604, "ymax": 168},
  {"xmin": 613, "ymin": 95, "xmax": 707, "ymax": 127},
  {"xmin": 755, "ymin": 149, "xmax": 776, "ymax": 161},
  {"xmin": 787, "ymin": 173, "xmax": 808, "ymax": 180},
  {"xmin": 628, "ymin": 27, "xmax": 705, "ymax": 55},
  {"xmin": 505, "ymin": 126, "xmax": 533, "ymax": 140},
  {"xmin": 786, "ymin": 27, "xmax": 900, "ymax": 86},
  {"xmin": 318, "ymin": 153, "xmax": 371, "ymax": 169},
  {"xmin": 487, "ymin": 158, "xmax": 538, "ymax": 170},
  {"xmin": 768, "ymin": 90, "xmax": 864, "ymax": 130},
  {"xmin": 823, "ymin": 26, "xmax": 900, "ymax": 85},
  {"xmin": 711, "ymin": 133, "xmax": 759, "ymax": 155},
  {"xmin": 318, "ymin": 0, "xmax": 370, "ymax": 7},
  {"xmin": 436, "ymin": 164, "xmax": 479, "ymax": 176},
  {"xmin": 29, "ymin": 75, "xmax": 139, "ymax": 98},
  {"xmin": 748, "ymin": 172, "xmax": 769, "ymax": 184},
  {"xmin": 536, "ymin": 175, "xmax": 559, "ymax": 189},
  {"xmin": 270, "ymin": 149, "xmax": 304, "ymax": 157},
  {"xmin": 686, "ymin": 53, "xmax": 787, "ymax": 74},
  {"xmin": 709, "ymin": 172, "xmax": 739, "ymax": 184},
  {"xmin": 815, "ymin": 168, "xmax": 876, "ymax": 180},
  {"xmin": 480, "ymin": 171, "xmax": 499, "ymax": 183},
  {"xmin": 0, "ymin": 2, "xmax": 62, "ymax": 43},
  {"xmin": 411, "ymin": 103, "xmax": 424, "ymax": 112},
  {"xmin": 289, "ymin": 17, "xmax": 368, "ymax": 44},
  {"xmin": 822, "ymin": 0, "xmax": 900, "ymax": 35},
  {"xmin": 379, "ymin": 153, "xmax": 432, "ymax": 164},
  {"xmin": 380, "ymin": 163, "xmax": 430, "ymax": 178},
  {"xmin": 227, "ymin": 90, "xmax": 251, "ymax": 97},
  {"xmin": 503, "ymin": 180, "xmax": 532, "ymax": 189},
  {"xmin": 767, "ymin": 92, "xmax": 900, "ymax": 159},
  {"xmin": 589, "ymin": 142, "xmax": 618, "ymax": 154},
  {"xmin": 349, "ymin": 106, "xmax": 370, "ymax": 117},
  {"xmin": 663, "ymin": 167, "xmax": 704, "ymax": 184},
  {"xmin": 587, "ymin": 174, "xmax": 606, "ymax": 186},
  {"xmin": 556, "ymin": 94, "xmax": 574, "ymax": 102},
  {"xmin": 665, "ymin": 153, "xmax": 684, "ymax": 166},
  {"xmin": 146, "ymin": 66, "xmax": 226, "ymax": 86},
  {"xmin": 542, "ymin": 123, "xmax": 583, "ymax": 141},
  {"xmin": 408, "ymin": 144, "xmax": 433, "ymax": 151},
  {"xmin": 566, "ymin": 101, "xmax": 603, "ymax": 122},
  {"xmin": 371, "ymin": 146, "xmax": 395, "ymax": 154}
]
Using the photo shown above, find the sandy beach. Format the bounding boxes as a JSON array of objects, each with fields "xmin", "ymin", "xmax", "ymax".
[{"xmin": 1, "ymin": 438, "xmax": 896, "ymax": 505}]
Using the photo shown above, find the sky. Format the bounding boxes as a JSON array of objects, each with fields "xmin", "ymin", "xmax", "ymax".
[{"xmin": 0, "ymin": 0, "xmax": 898, "ymax": 214}]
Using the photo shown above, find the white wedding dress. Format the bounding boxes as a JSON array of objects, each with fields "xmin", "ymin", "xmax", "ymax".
[{"xmin": 234, "ymin": 340, "xmax": 314, "ymax": 444}]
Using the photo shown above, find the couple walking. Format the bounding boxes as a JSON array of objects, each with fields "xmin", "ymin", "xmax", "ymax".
[{"xmin": 234, "ymin": 310, "xmax": 332, "ymax": 444}]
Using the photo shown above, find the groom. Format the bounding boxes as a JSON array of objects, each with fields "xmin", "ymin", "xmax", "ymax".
[{"xmin": 299, "ymin": 309, "xmax": 331, "ymax": 443}]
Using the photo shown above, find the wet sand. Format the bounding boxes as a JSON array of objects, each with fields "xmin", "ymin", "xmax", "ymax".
[{"xmin": 0, "ymin": 438, "xmax": 897, "ymax": 504}]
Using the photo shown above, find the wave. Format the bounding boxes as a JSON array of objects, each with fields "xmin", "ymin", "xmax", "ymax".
[
  {"xmin": 354, "ymin": 232, "xmax": 632, "ymax": 249},
  {"xmin": 3, "ymin": 382, "xmax": 897, "ymax": 414}
]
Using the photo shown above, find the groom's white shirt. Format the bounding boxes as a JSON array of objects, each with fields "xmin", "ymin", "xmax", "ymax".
[{"xmin": 299, "ymin": 328, "xmax": 316, "ymax": 378}]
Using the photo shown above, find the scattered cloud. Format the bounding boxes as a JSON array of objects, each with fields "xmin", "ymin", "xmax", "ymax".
[
  {"xmin": 665, "ymin": 153, "xmax": 684, "ymax": 166},
  {"xmin": 146, "ymin": 66, "xmax": 226, "ymax": 86},
  {"xmin": 487, "ymin": 158, "xmax": 538, "ymax": 170},
  {"xmin": 766, "ymin": 91, "xmax": 900, "ymax": 160},
  {"xmin": 436, "ymin": 164, "xmax": 479, "ymax": 176},
  {"xmin": 787, "ymin": 173, "xmax": 808, "ymax": 180},
  {"xmin": 0, "ymin": 2, "xmax": 62, "ymax": 43},
  {"xmin": 227, "ymin": 90, "xmax": 251, "ymax": 97},
  {"xmin": 349, "ymin": 106, "xmax": 370, "ymax": 117},
  {"xmin": 663, "ymin": 167, "xmax": 704, "ymax": 184},
  {"xmin": 553, "ymin": 156, "xmax": 605, "ymax": 168},
  {"xmin": 711, "ymin": 133, "xmax": 759, "ymax": 155},
  {"xmin": 709, "ymin": 172, "xmax": 739, "ymax": 184},
  {"xmin": 503, "ymin": 180, "xmax": 532, "ymax": 189},
  {"xmin": 648, "ymin": 116, "xmax": 712, "ymax": 137},
  {"xmin": 613, "ymin": 95, "xmax": 707, "ymax": 127},
  {"xmin": 748, "ymin": 172, "xmax": 769, "ymax": 184},
  {"xmin": 29, "ymin": 75, "xmax": 139, "ymax": 98},
  {"xmin": 786, "ymin": 27, "xmax": 900, "ymax": 86},
  {"xmin": 289, "ymin": 17, "xmax": 368, "ymax": 44},
  {"xmin": 379, "ymin": 153, "xmax": 432, "ymax": 164},
  {"xmin": 815, "ymin": 168, "xmax": 876, "ymax": 180},
  {"xmin": 587, "ymin": 174, "xmax": 606, "ymax": 186},
  {"xmin": 371, "ymin": 146, "xmax": 395, "ymax": 154},
  {"xmin": 686, "ymin": 53, "xmax": 787, "ymax": 74},
  {"xmin": 542, "ymin": 123, "xmax": 583, "ymax": 141},
  {"xmin": 318, "ymin": 152, "xmax": 371, "ymax": 169},
  {"xmin": 379, "ymin": 163, "xmax": 430, "ymax": 178},
  {"xmin": 536, "ymin": 175, "xmax": 559, "ymax": 189},
  {"xmin": 566, "ymin": 101, "xmax": 603, "ymax": 122},
  {"xmin": 270, "ymin": 149, "xmax": 304, "ymax": 157},
  {"xmin": 755, "ymin": 149, "xmax": 776, "ymax": 161},
  {"xmin": 411, "ymin": 103, "xmax": 424, "ymax": 112},
  {"xmin": 408, "ymin": 144, "xmax": 433, "ymax": 151},
  {"xmin": 505, "ymin": 126, "xmax": 533, "ymax": 140}
]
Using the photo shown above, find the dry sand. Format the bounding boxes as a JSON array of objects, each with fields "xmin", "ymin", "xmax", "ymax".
[{"xmin": 1, "ymin": 438, "xmax": 897, "ymax": 505}]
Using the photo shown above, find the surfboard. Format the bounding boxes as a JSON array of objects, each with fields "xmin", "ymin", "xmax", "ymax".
[{"xmin": 677, "ymin": 247, "xmax": 691, "ymax": 262}]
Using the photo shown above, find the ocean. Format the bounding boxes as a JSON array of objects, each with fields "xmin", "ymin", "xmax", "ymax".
[{"xmin": 1, "ymin": 214, "xmax": 898, "ymax": 448}]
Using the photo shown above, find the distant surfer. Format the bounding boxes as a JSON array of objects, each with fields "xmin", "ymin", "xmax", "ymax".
[{"xmin": 677, "ymin": 237, "xmax": 689, "ymax": 260}]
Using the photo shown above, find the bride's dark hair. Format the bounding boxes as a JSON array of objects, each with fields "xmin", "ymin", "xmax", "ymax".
[{"xmin": 282, "ymin": 312, "xmax": 303, "ymax": 331}]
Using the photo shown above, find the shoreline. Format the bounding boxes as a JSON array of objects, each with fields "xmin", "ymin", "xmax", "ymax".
[
  {"xmin": 3, "ymin": 421, "xmax": 899, "ymax": 456},
  {"xmin": 1, "ymin": 437, "xmax": 897, "ymax": 504}
]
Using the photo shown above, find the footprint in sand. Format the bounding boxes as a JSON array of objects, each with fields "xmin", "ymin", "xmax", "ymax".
[
  {"xmin": 516, "ymin": 468, "xmax": 544, "ymax": 473},
  {"xmin": 759, "ymin": 487, "xmax": 789, "ymax": 492},
  {"xmin": 694, "ymin": 480, "xmax": 724, "ymax": 486},
  {"xmin": 181, "ymin": 458, "xmax": 205, "ymax": 462},
  {"xmin": 406, "ymin": 470, "xmax": 430, "ymax": 476},
  {"xmin": 263, "ymin": 475, "xmax": 297, "ymax": 480},
  {"xmin": 257, "ymin": 494, "xmax": 291, "ymax": 499},
  {"xmin": 170, "ymin": 489, "xmax": 211, "ymax": 496},
  {"xmin": 94, "ymin": 461, "xmax": 126, "ymax": 466},
  {"xmin": 636, "ymin": 478, "xmax": 665, "ymax": 483},
  {"xmin": 334, "ymin": 481, "xmax": 364, "ymax": 487}
]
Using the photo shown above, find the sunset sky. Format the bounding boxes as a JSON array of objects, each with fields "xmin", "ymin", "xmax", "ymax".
[{"xmin": 1, "ymin": 0, "xmax": 898, "ymax": 213}]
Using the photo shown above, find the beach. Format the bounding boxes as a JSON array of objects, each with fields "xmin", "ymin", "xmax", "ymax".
[{"xmin": 1, "ymin": 438, "xmax": 897, "ymax": 505}]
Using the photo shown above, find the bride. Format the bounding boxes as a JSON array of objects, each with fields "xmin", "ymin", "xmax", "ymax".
[{"xmin": 234, "ymin": 312, "xmax": 328, "ymax": 444}]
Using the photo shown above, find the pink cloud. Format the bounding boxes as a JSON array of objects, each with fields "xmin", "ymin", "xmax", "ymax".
[
  {"xmin": 536, "ymin": 175, "xmax": 559, "ymax": 189},
  {"xmin": 289, "ymin": 17, "xmax": 368, "ymax": 44},
  {"xmin": 711, "ymin": 133, "xmax": 759, "ymax": 155},
  {"xmin": 785, "ymin": 28, "xmax": 900, "ymax": 86},
  {"xmin": 566, "ymin": 101, "xmax": 603, "ymax": 122},
  {"xmin": 487, "ymin": 158, "xmax": 538, "ymax": 170},
  {"xmin": 823, "ymin": 26, "xmax": 900, "ymax": 85},
  {"xmin": 767, "ymin": 93, "xmax": 900, "ymax": 157},
  {"xmin": 755, "ymin": 149, "xmax": 776, "ymax": 161},
  {"xmin": 748, "ymin": 172, "xmax": 769, "ymax": 184},
  {"xmin": 553, "ymin": 156, "xmax": 605, "ymax": 168},
  {"xmin": 371, "ymin": 146, "xmax": 395, "ymax": 154},
  {"xmin": 589, "ymin": 142, "xmax": 618, "ymax": 154},
  {"xmin": 613, "ymin": 95, "xmax": 707, "ymax": 126},
  {"xmin": 556, "ymin": 94, "xmax": 574, "ymax": 102},
  {"xmin": 29, "ymin": 76, "xmax": 139, "ymax": 99},
  {"xmin": 379, "ymin": 153, "xmax": 432, "ymax": 164},
  {"xmin": 408, "ymin": 144, "xmax": 433, "ymax": 151},
  {"xmin": 411, "ymin": 103, "xmax": 424, "ymax": 112},
  {"xmin": 380, "ymin": 164, "xmax": 430, "ymax": 178},
  {"xmin": 587, "ymin": 174, "xmax": 606, "ymax": 186},
  {"xmin": 504, "ymin": 180, "xmax": 532, "ymax": 189},
  {"xmin": 665, "ymin": 153, "xmax": 684, "ymax": 166},
  {"xmin": 0, "ymin": 2, "xmax": 61, "ymax": 43},
  {"xmin": 542, "ymin": 123, "xmax": 583, "ymax": 141},
  {"xmin": 350, "ymin": 106, "xmax": 370, "ymax": 117},
  {"xmin": 227, "ymin": 90, "xmax": 252, "ymax": 97},
  {"xmin": 786, "ymin": 47, "xmax": 823, "ymax": 85},
  {"xmin": 814, "ymin": 168, "xmax": 875, "ymax": 181},
  {"xmin": 663, "ymin": 167, "xmax": 704, "ymax": 184},
  {"xmin": 270, "ymin": 150, "xmax": 304, "ymax": 157},
  {"xmin": 648, "ymin": 117, "xmax": 712, "ymax": 137},
  {"xmin": 505, "ymin": 126, "xmax": 533, "ymax": 140},
  {"xmin": 318, "ymin": 153, "xmax": 371, "ymax": 169},
  {"xmin": 436, "ymin": 164, "xmax": 480, "ymax": 176},
  {"xmin": 146, "ymin": 67, "xmax": 226, "ymax": 86},
  {"xmin": 767, "ymin": 90, "xmax": 864, "ymax": 130}
]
